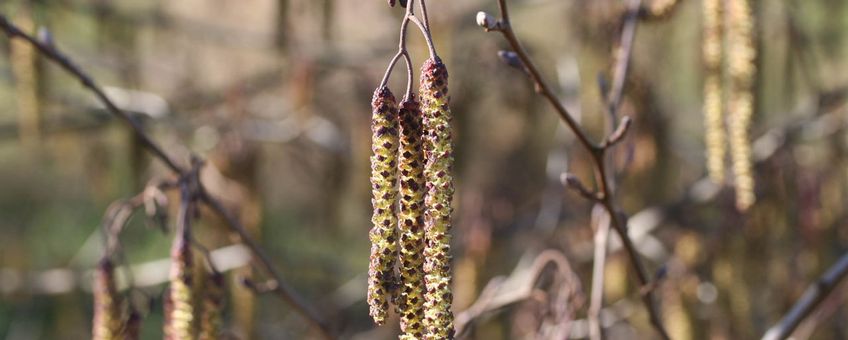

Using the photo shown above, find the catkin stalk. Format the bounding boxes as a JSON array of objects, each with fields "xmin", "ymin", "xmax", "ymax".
[
  {"xmin": 396, "ymin": 96, "xmax": 427, "ymax": 339},
  {"xmin": 726, "ymin": 0, "xmax": 756, "ymax": 210},
  {"xmin": 703, "ymin": 0, "xmax": 726, "ymax": 184},
  {"xmin": 92, "ymin": 258, "xmax": 123, "ymax": 340},
  {"xmin": 420, "ymin": 57, "xmax": 455, "ymax": 339},
  {"xmin": 368, "ymin": 86, "xmax": 401, "ymax": 325}
]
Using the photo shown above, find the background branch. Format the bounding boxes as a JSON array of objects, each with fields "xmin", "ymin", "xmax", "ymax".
[{"xmin": 0, "ymin": 14, "xmax": 335, "ymax": 340}]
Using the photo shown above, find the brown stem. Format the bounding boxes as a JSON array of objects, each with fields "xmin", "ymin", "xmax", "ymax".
[{"xmin": 487, "ymin": 1, "xmax": 669, "ymax": 339}]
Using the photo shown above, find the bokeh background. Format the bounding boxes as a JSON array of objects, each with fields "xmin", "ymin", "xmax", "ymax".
[{"xmin": 1, "ymin": 0, "xmax": 848, "ymax": 339}]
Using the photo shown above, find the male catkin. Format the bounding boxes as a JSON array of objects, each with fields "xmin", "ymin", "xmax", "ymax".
[
  {"xmin": 368, "ymin": 86, "xmax": 401, "ymax": 325},
  {"xmin": 420, "ymin": 57, "xmax": 455, "ymax": 339},
  {"xmin": 198, "ymin": 271, "xmax": 225, "ymax": 340},
  {"xmin": 164, "ymin": 230, "xmax": 195, "ymax": 339},
  {"xmin": 726, "ymin": 0, "xmax": 756, "ymax": 210},
  {"xmin": 703, "ymin": 0, "xmax": 726, "ymax": 184},
  {"xmin": 396, "ymin": 96, "xmax": 427, "ymax": 339},
  {"xmin": 92, "ymin": 258, "xmax": 123, "ymax": 340}
]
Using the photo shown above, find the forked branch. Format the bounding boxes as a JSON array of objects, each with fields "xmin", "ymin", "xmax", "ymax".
[{"xmin": 477, "ymin": 1, "xmax": 669, "ymax": 339}]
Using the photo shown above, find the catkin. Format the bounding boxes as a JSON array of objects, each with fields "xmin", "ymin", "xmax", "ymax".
[
  {"xmin": 396, "ymin": 95, "xmax": 427, "ymax": 339},
  {"xmin": 645, "ymin": 0, "xmax": 680, "ymax": 20},
  {"xmin": 420, "ymin": 57, "xmax": 455, "ymax": 339},
  {"xmin": 164, "ymin": 228, "xmax": 195, "ymax": 340},
  {"xmin": 703, "ymin": 0, "xmax": 726, "ymax": 184},
  {"xmin": 368, "ymin": 86, "xmax": 401, "ymax": 325},
  {"xmin": 198, "ymin": 271, "xmax": 226, "ymax": 340},
  {"xmin": 726, "ymin": 0, "xmax": 756, "ymax": 210},
  {"xmin": 92, "ymin": 258, "xmax": 123, "ymax": 340}
]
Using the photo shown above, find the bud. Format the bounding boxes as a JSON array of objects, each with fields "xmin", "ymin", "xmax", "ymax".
[
  {"xmin": 475, "ymin": 11, "xmax": 497, "ymax": 30},
  {"xmin": 367, "ymin": 86, "xmax": 401, "ymax": 325}
]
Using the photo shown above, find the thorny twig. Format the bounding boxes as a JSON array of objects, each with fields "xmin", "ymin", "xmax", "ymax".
[
  {"xmin": 479, "ymin": 0, "xmax": 670, "ymax": 339},
  {"xmin": 0, "ymin": 14, "xmax": 336, "ymax": 340}
]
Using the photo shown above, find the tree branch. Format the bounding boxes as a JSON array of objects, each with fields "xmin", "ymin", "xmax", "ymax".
[
  {"xmin": 478, "ymin": 1, "xmax": 669, "ymax": 338},
  {"xmin": 763, "ymin": 253, "xmax": 848, "ymax": 340}
]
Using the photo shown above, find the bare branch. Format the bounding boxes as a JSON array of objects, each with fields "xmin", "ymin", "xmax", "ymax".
[
  {"xmin": 763, "ymin": 253, "xmax": 848, "ymax": 340},
  {"xmin": 482, "ymin": 1, "xmax": 669, "ymax": 338}
]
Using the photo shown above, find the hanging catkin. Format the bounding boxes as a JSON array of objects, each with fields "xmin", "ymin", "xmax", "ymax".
[
  {"xmin": 726, "ymin": 0, "xmax": 756, "ymax": 210},
  {"xmin": 703, "ymin": 0, "xmax": 726, "ymax": 184},
  {"xmin": 396, "ymin": 95, "xmax": 427, "ymax": 339},
  {"xmin": 368, "ymin": 86, "xmax": 401, "ymax": 325},
  {"xmin": 164, "ymin": 223, "xmax": 195, "ymax": 339},
  {"xmin": 92, "ymin": 258, "xmax": 123, "ymax": 340},
  {"xmin": 420, "ymin": 57, "xmax": 455, "ymax": 339},
  {"xmin": 198, "ymin": 271, "xmax": 225, "ymax": 340}
]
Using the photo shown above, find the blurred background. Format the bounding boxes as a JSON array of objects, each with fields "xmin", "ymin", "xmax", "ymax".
[{"xmin": 1, "ymin": 0, "xmax": 848, "ymax": 339}]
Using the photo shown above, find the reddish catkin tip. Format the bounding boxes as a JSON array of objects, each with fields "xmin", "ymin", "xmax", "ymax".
[
  {"xmin": 368, "ymin": 86, "xmax": 401, "ymax": 325},
  {"xmin": 420, "ymin": 57, "xmax": 455, "ymax": 339}
]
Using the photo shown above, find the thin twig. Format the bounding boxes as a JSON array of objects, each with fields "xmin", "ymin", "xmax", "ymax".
[
  {"xmin": 588, "ymin": 206, "xmax": 611, "ymax": 340},
  {"xmin": 762, "ymin": 253, "xmax": 848, "ymax": 340},
  {"xmin": 482, "ymin": 1, "xmax": 669, "ymax": 338},
  {"xmin": 0, "ymin": 14, "xmax": 335, "ymax": 340}
]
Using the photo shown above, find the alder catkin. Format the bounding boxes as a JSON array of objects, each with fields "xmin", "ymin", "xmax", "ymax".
[
  {"xmin": 164, "ymin": 229, "xmax": 196, "ymax": 340},
  {"xmin": 703, "ymin": 0, "xmax": 726, "ymax": 184},
  {"xmin": 368, "ymin": 86, "xmax": 401, "ymax": 325},
  {"xmin": 726, "ymin": 0, "xmax": 756, "ymax": 210},
  {"xmin": 645, "ymin": 0, "xmax": 680, "ymax": 20},
  {"xmin": 198, "ymin": 271, "xmax": 226, "ymax": 340},
  {"xmin": 396, "ymin": 95, "xmax": 427, "ymax": 339},
  {"xmin": 92, "ymin": 258, "xmax": 123, "ymax": 340},
  {"xmin": 420, "ymin": 57, "xmax": 455, "ymax": 339}
]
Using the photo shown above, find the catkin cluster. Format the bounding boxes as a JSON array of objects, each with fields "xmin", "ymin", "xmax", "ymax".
[
  {"xmin": 367, "ymin": 4, "xmax": 455, "ymax": 339},
  {"xmin": 702, "ymin": 0, "xmax": 756, "ymax": 210},
  {"xmin": 366, "ymin": 58, "xmax": 455, "ymax": 339}
]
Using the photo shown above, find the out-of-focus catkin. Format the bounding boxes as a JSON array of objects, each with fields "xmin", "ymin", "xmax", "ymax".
[
  {"xmin": 368, "ymin": 86, "xmax": 401, "ymax": 325},
  {"xmin": 92, "ymin": 258, "xmax": 123, "ymax": 340},
  {"xmin": 164, "ymin": 229, "xmax": 196, "ymax": 340},
  {"xmin": 420, "ymin": 57, "xmax": 455, "ymax": 339},
  {"xmin": 198, "ymin": 271, "xmax": 226, "ymax": 340},
  {"xmin": 396, "ymin": 96, "xmax": 427, "ymax": 339},
  {"xmin": 645, "ymin": 0, "xmax": 680, "ymax": 20},
  {"xmin": 726, "ymin": 0, "xmax": 756, "ymax": 210},
  {"xmin": 703, "ymin": 0, "xmax": 726, "ymax": 184}
]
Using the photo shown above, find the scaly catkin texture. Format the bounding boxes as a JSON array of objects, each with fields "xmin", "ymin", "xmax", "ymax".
[
  {"xmin": 368, "ymin": 86, "xmax": 400, "ymax": 325},
  {"xmin": 420, "ymin": 57, "xmax": 455, "ymax": 339},
  {"xmin": 703, "ymin": 0, "xmax": 726, "ymax": 184},
  {"xmin": 726, "ymin": 0, "xmax": 756, "ymax": 210},
  {"xmin": 164, "ymin": 229, "xmax": 196, "ymax": 340},
  {"xmin": 199, "ymin": 271, "xmax": 226, "ymax": 340},
  {"xmin": 397, "ymin": 96, "xmax": 427, "ymax": 339},
  {"xmin": 92, "ymin": 258, "xmax": 123, "ymax": 340}
]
